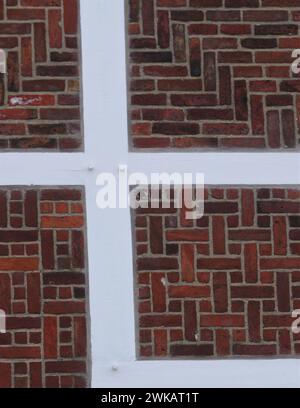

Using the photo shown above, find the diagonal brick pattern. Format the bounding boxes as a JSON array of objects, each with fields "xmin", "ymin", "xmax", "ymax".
[
  {"xmin": 0, "ymin": 187, "xmax": 88, "ymax": 388},
  {"xmin": 128, "ymin": 1, "xmax": 300, "ymax": 150},
  {"xmin": 0, "ymin": 0, "xmax": 82, "ymax": 150},
  {"xmin": 134, "ymin": 187, "xmax": 300, "ymax": 358}
]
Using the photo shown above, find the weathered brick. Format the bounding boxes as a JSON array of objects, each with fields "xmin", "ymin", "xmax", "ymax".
[
  {"xmin": 0, "ymin": 187, "xmax": 88, "ymax": 388},
  {"xmin": 128, "ymin": 1, "xmax": 300, "ymax": 150},
  {"xmin": 134, "ymin": 186, "xmax": 300, "ymax": 358},
  {"xmin": 0, "ymin": 1, "xmax": 82, "ymax": 150}
]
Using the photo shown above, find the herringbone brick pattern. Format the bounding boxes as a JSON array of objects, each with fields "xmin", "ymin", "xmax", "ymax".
[
  {"xmin": 134, "ymin": 187, "xmax": 300, "ymax": 358},
  {"xmin": 0, "ymin": 187, "xmax": 88, "ymax": 388},
  {"xmin": 0, "ymin": 0, "xmax": 82, "ymax": 150},
  {"xmin": 128, "ymin": 1, "xmax": 300, "ymax": 150}
]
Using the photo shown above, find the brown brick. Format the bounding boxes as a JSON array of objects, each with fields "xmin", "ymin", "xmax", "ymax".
[
  {"xmin": 134, "ymin": 186, "xmax": 300, "ymax": 359},
  {"xmin": 0, "ymin": 186, "xmax": 88, "ymax": 387},
  {"xmin": 0, "ymin": 1, "xmax": 82, "ymax": 151},
  {"xmin": 127, "ymin": 1, "xmax": 300, "ymax": 150}
]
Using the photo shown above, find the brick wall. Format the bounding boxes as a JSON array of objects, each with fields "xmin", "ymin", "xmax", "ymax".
[
  {"xmin": 0, "ymin": 187, "xmax": 89, "ymax": 388},
  {"xmin": 134, "ymin": 186, "xmax": 300, "ymax": 358},
  {"xmin": 0, "ymin": 0, "xmax": 82, "ymax": 150},
  {"xmin": 128, "ymin": 0, "xmax": 300, "ymax": 150}
]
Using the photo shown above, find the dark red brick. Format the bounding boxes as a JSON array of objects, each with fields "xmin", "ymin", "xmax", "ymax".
[{"xmin": 134, "ymin": 186, "xmax": 300, "ymax": 359}]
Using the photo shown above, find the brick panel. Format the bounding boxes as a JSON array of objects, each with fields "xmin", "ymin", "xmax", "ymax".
[
  {"xmin": 127, "ymin": 1, "xmax": 300, "ymax": 150},
  {"xmin": 134, "ymin": 186, "xmax": 300, "ymax": 358},
  {"xmin": 0, "ymin": 0, "xmax": 82, "ymax": 150},
  {"xmin": 0, "ymin": 187, "xmax": 88, "ymax": 388}
]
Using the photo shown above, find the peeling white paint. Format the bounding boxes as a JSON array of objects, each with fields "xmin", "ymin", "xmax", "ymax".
[{"xmin": 10, "ymin": 96, "xmax": 41, "ymax": 106}]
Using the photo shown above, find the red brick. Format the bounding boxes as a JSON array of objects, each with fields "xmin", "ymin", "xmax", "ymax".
[
  {"xmin": 213, "ymin": 273, "xmax": 228, "ymax": 313},
  {"xmin": 242, "ymin": 190, "xmax": 254, "ymax": 226},
  {"xmin": 140, "ymin": 314, "xmax": 182, "ymax": 328},
  {"xmin": 184, "ymin": 301, "xmax": 197, "ymax": 341},
  {"xmin": 171, "ymin": 344, "xmax": 213, "ymax": 356},
  {"xmin": 151, "ymin": 273, "xmax": 166, "ymax": 312},
  {"xmin": 45, "ymin": 360, "xmax": 86, "ymax": 374},
  {"xmin": 261, "ymin": 258, "xmax": 300, "ymax": 269},
  {"xmin": 41, "ymin": 230, "xmax": 54, "ymax": 270},
  {"xmin": 0, "ymin": 1, "xmax": 82, "ymax": 151},
  {"xmin": 169, "ymin": 285, "xmax": 210, "ymax": 298},
  {"xmin": 44, "ymin": 317, "xmax": 57, "ymax": 359},
  {"xmin": 0, "ymin": 346, "xmax": 41, "ymax": 359},
  {"xmin": 198, "ymin": 258, "xmax": 241, "ymax": 270},
  {"xmin": 216, "ymin": 330, "xmax": 230, "ymax": 356},
  {"xmin": 150, "ymin": 217, "xmax": 163, "ymax": 254},
  {"xmin": 276, "ymin": 273, "xmax": 291, "ymax": 312},
  {"xmin": 233, "ymin": 344, "xmax": 277, "ymax": 356},
  {"xmin": 138, "ymin": 257, "xmax": 178, "ymax": 271},
  {"xmin": 0, "ymin": 274, "xmax": 11, "ymax": 314},
  {"xmin": 248, "ymin": 302, "xmax": 261, "ymax": 342},
  {"xmin": 232, "ymin": 286, "xmax": 274, "ymax": 299},
  {"xmin": 166, "ymin": 229, "xmax": 208, "ymax": 242},
  {"xmin": 0, "ymin": 187, "xmax": 88, "ymax": 388},
  {"xmin": 72, "ymin": 230, "xmax": 85, "ymax": 268},
  {"xmin": 229, "ymin": 229, "xmax": 271, "ymax": 241},
  {"xmin": 135, "ymin": 187, "xmax": 300, "ymax": 359},
  {"xmin": 244, "ymin": 243, "xmax": 258, "ymax": 283},
  {"xmin": 0, "ymin": 364, "xmax": 11, "ymax": 388},
  {"xmin": 212, "ymin": 216, "xmax": 225, "ymax": 255},
  {"xmin": 201, "ymin": 315, "xmax": 244, "ymax": 328},
  {"xmin": 0, "ymin": 257, "xmax": 39, "ymax": 271},
  {"xmin": 26, "ymin": 273, "xmax": 41, "ymax": 314},
  {"xmin": 128, "ymin": 2, "xmax": 299, "ymax": 150},
  {"xmin": 181, "ymin": 244, "xmax": 195, "ymax": 282},
  {"xmin": 154, "ymin": 329, "xmax": 168, "ymax": 356},
  {"xmin": 273, "ymin": 216, "xmax": 287, "ymax": 255},
  {"xmin": 41, "ymin": 216, "xmax": 84, "ymax": 229}
]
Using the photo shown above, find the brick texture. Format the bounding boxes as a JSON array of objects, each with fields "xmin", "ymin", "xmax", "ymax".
[
  {"xmin": 128, "ymin": 1, "xmax": 300, "ymax": 150},
  {"xmin": 134, "ymin": 186, "xmax": 300, "ymax": 358},
  {"xmin": 0, "ymin": 0, "xmax": 82, "ymax": 150},
  {"xmin": 0, "ymin": 187, "xmax": 88, "ymax": 388}
]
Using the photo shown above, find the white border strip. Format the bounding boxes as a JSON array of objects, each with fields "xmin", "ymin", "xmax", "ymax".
[{"xmin": 82, "ymin": 0, "xmax": 300, "ymax": 388}]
